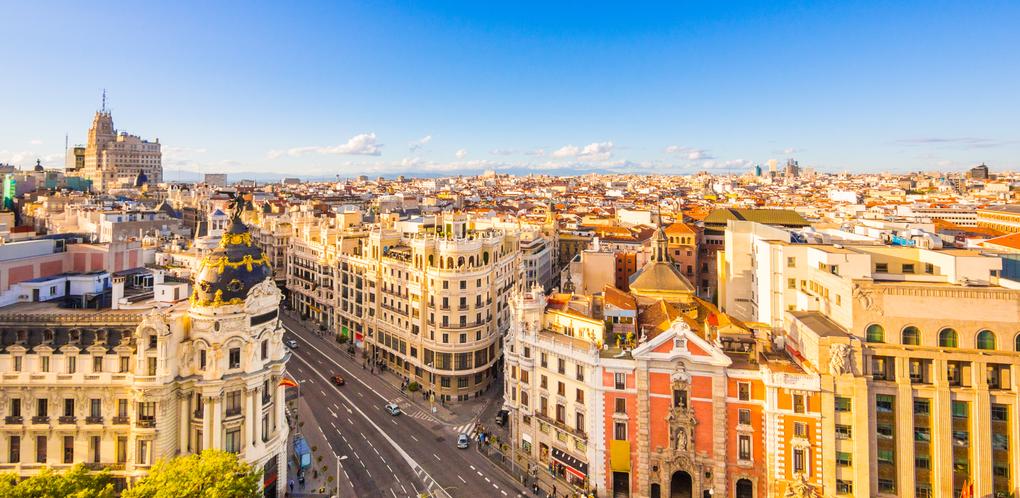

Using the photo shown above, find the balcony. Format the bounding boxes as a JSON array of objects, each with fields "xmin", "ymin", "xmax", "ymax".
[
  {"xmin": 136, "ymin": 418, "xmax": 156, "ymax": 428},
  {"xmin": 86, "ymin": 416, "xmax": 104, "ymax": 424},
  {"xmin": 31, "ymin": 416, "xmax": 50, "ymax": 424},
  {"xmin": 58, "ymin": 416, "xmax": 77, "ymax": 424},
  {"xmin": 535, "ymin": 412, "xmax": 587, "ymax": 440},
  {"xmin": 112, "ymin": 416, "xmax": 130, "ymax": 425},
  {"xmin": 225, "ymin": 407, "xmax": 242, "ymax": 418},
  {"xmin": 4, "ymin": 416, "xmax": 23, "ymax": 424}
]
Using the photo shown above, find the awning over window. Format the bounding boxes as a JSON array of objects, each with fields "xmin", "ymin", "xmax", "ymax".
[
  {"xmin": 610, "ymin": 440, "xmax": 631, "ymax": 473},
  {"xmin": 552, "ymin": 447, "xmax": 588, "ymax": 479}
]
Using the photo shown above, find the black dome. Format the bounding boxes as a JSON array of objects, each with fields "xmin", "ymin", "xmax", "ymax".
[
  {"xmin": 134, "ymin": 172, "xmax": 149, "ymax": 187},
  {"xmin": 191, "ymin": 217, "xmax": 271, "ymax": 307}
]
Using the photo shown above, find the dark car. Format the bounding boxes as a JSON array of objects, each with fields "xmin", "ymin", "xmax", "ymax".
[
  {"xmin": 495, "ymin": 409, "xmax": 509, "ymax": 426},
  {"xmin": 332, "ymin": 375, "xmax": 346, "ymax": 386}
]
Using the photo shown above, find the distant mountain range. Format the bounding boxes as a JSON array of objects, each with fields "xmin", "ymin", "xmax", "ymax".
[{"xmin": 159, "ymin": 166, "xmax": 628, "ymax": 183}]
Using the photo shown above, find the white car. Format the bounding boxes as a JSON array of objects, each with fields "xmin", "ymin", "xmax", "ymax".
[
  {"xmin": 285, "ymin": 339, "xmax": 298, "ymax": 349},
  {"xmin": 385, "ymin": 403, "xmax": 402, "ymax": 416},
  {"xmin": 456, "ymin": 434, "xmax": 470, "ymax": 449}
]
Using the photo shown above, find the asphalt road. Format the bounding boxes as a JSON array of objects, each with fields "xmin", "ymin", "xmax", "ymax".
[{"xmin": 283, "ymin": 318, "xmax": 529, "ymax": 498}]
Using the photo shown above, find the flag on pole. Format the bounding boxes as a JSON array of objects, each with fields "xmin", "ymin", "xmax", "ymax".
[
  {"xmin": 279, "ymin": 377, "xmax": 298, "ymax": 388},
  {"xmin": 959, "ymin": 479, "xmax": 971, "ymax": 498}
]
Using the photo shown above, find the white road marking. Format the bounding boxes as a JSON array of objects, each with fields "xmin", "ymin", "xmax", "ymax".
[
  {"xmin": 477, "ymin": 471, "xmax": 484, "ymax": 476},
  {"xmin": 433, "ymin": 453, "xmax": 441, "ymax": 461},
  {"xmin": 287, "ymin": 331, "xmax": 389, "ymax": 401},
  {"xmin": 390, "ymin": 489, "xmax": 398, "ymax": 498},
  {"xmin": 470, "ymin": 465, "xmax": 476, "ymax": 470},
  {"xmin": 485, "ymin": 477, "xmax": 491, "ymax": 483},
  {"xmin": 386, "ymin": 463, "xmax": 394, "ymax": 473},
  {"xmin": 401, "ymin": 484, "xmax": 407, "ymax": 494},
  {"xmin": 348, "ymin": 417, "xmax": 353, "ymax": 424},
  {"xmin": 391, "ymin": 418, "xmax": 398, "ymax": 425},
  {"xmin": 320, "ymin": 389, "xmax": 327, "ymax": 396},
  {"xmin": 501, "ymin": 490, "xmax": 507, "ymax": 495},
  {"xmin": 410, "ymin": 435, "xmax": 418, "ymax": 442},
  {"xmin": 288, "ymin": 334, "xmax": 447, "ymax": 496},
  {"xmin": 458, "ymin": 475, "xmax": 466, "ymax": 484},
  {"xmin": 373, "ymin": 447, "xmax": 381, "ymax": 456}
]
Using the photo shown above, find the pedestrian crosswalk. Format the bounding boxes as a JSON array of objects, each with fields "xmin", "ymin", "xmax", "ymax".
[
  {"xmin": 452, "ymin": 422, "xmax": 475, "ymax": 435},
  {"xmin": 406, "ymin": 408, "xmax": 438, "ymax": 423}
]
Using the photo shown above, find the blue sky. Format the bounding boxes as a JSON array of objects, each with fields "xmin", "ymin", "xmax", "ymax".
[{"xmin": 1, "ymin": 1, "xmax": 1018, "ymax": 177}]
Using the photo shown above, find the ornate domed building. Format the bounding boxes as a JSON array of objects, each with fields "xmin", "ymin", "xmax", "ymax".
[
  {"xmin": 183, "ymin": 199, "xmax": 289, "ymax": 497},
  {"xmin": 0, "ymin": 197, "xmax": 290, "ymax": 496},
  {"xmin": 191, "ymin": 214, "xmax": 273, "ymax": 307}
]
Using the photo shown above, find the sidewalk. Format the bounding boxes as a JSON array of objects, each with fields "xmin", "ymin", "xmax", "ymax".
[
  {"xmin": 283, "ymin": 393, "xmax": 356, "ymax": 498},
  {"xmin": 477, "ymin": 443, "xmax": 595, "ymax": 498},
  {"xmin": 282, "ymin": 311, "xmax": 498, "ymax": 429}
]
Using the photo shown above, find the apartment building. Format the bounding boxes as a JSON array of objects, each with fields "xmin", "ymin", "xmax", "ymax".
[
  {"xmin": 0, "ymin": 214, "xmax": 289, "ymax": 496},
  {"xmin": 722, "ymin": 220, "xmax": 1020, "ymax": 498},
  {"xmin": 978, "ymin": 205, "xmax": 1020, "ymax": 234},
  {"xmin": 360, "ymin": 213, "xmax": 518, "ymax": 401}
]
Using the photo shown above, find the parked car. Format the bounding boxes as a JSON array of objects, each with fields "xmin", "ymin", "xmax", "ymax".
[
  {"xmin": 332, "ymin": 375, "xmax": 345, "ymax": 386},
  {"xmin": 384, "ymin": 403, "xmax": 402, "ymax": 416},
  {"xmin": 457, "ymin": 433, "xmax": 470, "ymax": 449},
  {"xmin": 495, "ymin": 409, "xmax": 509, "ymax": 426},
  {"xmin": 286, "ymin": 339, "xmax": 298, "ymax": 349}
]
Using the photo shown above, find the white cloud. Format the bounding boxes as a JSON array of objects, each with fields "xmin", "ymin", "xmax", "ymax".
[
  {"xmin": 29, "ymin": 139, "xmax": 43, "ymax": 145},
  {"xmin": 269, "ymin": 133, "xmax": 383, "ymax": 159},
  {"xmin": 490, "ymin": 148, "xmax": 516, "ymax": 156},
  {"xmin": 551, "ymin": 141, "xmax": 614, "ymax": 161},
  {"xmin": 524, "ymin": 148, "xmax": 546, "ymax": 157},
  {"xmin": 782, "ymin": 147, "xmax": 800, "ymax": 155},
  {"xmin": 0, "ymin": 150, "xmax": 62, "ymax": 166},
  {"xmin": 400, "ymin": 157, "xmax": 423, "ymax": 168},
  {"xmin": 408, "ymin": 135, "xmax": 433, "ymax": 152},
  {"xmin": 455, "ymin": 149, "xmax": 468, "ymax": 159},
  {"xmin": 665, "ymin": 146, "xmax": 714, "ymax": 161}
]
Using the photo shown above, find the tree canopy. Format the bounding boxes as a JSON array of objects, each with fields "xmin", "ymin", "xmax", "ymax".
[
  {"xmin": 0, "ymin": 464, "xmax": 115, "ymax": 498},
  {"xmin": 122, "ymin": 450, "xmax": 262, "ymax": 498}
]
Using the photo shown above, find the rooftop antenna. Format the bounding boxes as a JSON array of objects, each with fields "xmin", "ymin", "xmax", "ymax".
[{"xmin": 101, "ymin": 89, "xmax": 107, "ymax": 113}]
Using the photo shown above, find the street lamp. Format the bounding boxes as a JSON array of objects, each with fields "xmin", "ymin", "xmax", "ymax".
[{"xmin": 334, "ymin": 454, "xmax": 348, "ymax": 498}]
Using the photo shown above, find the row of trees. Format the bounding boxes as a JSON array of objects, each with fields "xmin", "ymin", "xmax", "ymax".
[{"xmin": 0, "ymin": 450, "xmax": 262, "ymax": 498}]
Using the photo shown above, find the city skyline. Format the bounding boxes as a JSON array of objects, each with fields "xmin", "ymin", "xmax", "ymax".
[{"xmin": 2, "ymin": 1, "xmax": 1019, "ymax": 177}]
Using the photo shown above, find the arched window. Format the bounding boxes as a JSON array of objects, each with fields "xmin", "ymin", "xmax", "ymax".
[
  {"xmin": 901, "ymin": 326, "xmax": 920, "ymax": 346},
  {"xmin": 469, "ymin": 256, "xmax": 475, "ymax": 267},
  {"xmin": 483, "ymin": 252, "xmax": 490, "ymax": 265},
  {"xmin": 976, "ymin": 330, "xmax": 996, "ymax": 350},
  {"xmin": 1015, "ymin": 333, "xmax": 1020, "ymax": 352},
  {"xmin": 865, "ymin": 324, "xmax": 885, "ymax": 343},
  {"xmin": 447, "ymin": 257, "xmax": 454, "ymax": 269},
  {"xmin": 939, "ymin": 328, "xmax": 958, "ymax": 348},
  {"xmin": 457, "ymin": 256, "xmax": 465, "ymax": 268}
]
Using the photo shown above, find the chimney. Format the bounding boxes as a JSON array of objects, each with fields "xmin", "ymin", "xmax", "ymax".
[{"xmin": 111, "ymin": 276, "xmax": 125, "ymax": 310}]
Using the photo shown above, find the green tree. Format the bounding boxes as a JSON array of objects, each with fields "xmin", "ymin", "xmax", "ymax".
[
  {"xmin": 0, "ymin": 464, "xmax": 115, "ymax": 498},
  {"xmin": 122, "ymin": 450, "xmax": 262, "ymax": 498}
]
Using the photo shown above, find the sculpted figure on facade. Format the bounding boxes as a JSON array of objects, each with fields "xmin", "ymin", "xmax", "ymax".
[{"xmin": 828, "ymin": 343, "xmax": 853, "ymax": 376}]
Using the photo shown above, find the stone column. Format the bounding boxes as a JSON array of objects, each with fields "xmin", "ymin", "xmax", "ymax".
[
  {"xmin": 202, "ymin": 396, "xmax": 213, "ymax": 451},
  {"xmin": 178, "ymin": 395, "xmax": 190, "ymax": 453},
  {"xmin": 245, "ymin": 388, "xmax": 255, "ymax": 449},
  {"xmin": 211, "ymin": 397, "xmax": 222, "ymax": 449},
  {"xmin": 971, "ymin": 362, "xmax": 992, "ymax": 498},
  {"xmin": 894, "ymin": 360, "xmax": 916, "ymax": 497},
  {"xmin": 931, "ymin": 359, "xmax": 953, "ymax": 498},
  {"xmin": 276, "ymin": 381, "xmax": 286, "ymax": 437}
]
